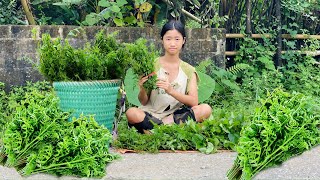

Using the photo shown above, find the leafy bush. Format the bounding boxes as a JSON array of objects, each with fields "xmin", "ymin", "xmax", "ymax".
[
  {"xmin": 0, "ymin": 0, "xmax": 25, "ymax": 25},
  {"xmin": 281, "ymin": 38, "xmax": 320, "ymax": 96},
  {"xmin": 0, "ymin": 82, "xmax": 7, "ymax": 133},
  {"xmin": 31, "ymin": 0, "xmax": 84, "ymax": 25},
  {"xmin": 195, "ymin": 59, "xmax": 243, "ymax": 107}
]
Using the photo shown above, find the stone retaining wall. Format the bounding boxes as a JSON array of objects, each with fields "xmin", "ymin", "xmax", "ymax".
[{"xmin": 0, "ymin": 25, "xmax": 226, "ymax": 91}]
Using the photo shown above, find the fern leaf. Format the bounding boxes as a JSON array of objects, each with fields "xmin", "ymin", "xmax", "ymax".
[{"xmin": 226, "ymin": 63, "xmax": 250, "ymax": 75}]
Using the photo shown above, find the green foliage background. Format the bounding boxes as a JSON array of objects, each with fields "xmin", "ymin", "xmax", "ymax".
[{"xmin": 0, "ymin": 0, "xmax": 25, "ymax": 25}]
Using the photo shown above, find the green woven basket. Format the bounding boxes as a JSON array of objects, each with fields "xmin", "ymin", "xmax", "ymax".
[{"xmin": 53, "ymin": 80, "xmax": 121, "ymax": 131}]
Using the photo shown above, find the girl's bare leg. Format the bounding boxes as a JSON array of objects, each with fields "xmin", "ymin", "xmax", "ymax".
[
  {"xmin": 125, "ymin": 107, "xmax": 146, "ymax": 124},
  {"xmin": 192, "ymin": 104, "xmax": 212, "ymax": 122}
]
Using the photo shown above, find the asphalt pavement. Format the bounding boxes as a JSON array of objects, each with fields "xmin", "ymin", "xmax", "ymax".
[{"xmin": 1, "ymin": 145, "xmax": 319, "ymax": 180}]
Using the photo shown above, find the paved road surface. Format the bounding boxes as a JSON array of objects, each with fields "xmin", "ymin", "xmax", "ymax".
[{"xmin": 1, "ymin": 145, "xmax": 319, "ymax": 180}]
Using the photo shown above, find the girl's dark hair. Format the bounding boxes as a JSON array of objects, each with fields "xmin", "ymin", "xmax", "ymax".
[{"xmin": 160, "ymin": 20, "xmax": 186, "ymax": 47}]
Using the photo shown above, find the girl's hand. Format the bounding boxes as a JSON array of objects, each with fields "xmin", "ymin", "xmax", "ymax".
[
  {"xmin": 138, "ymin": 76, "xmax": 149, "ymax": 89},
  {"xmin": 156, "ymin": 77, "xmax": 173, "ymax": 94},
  {"xmin": 138, "ymin": 75, "xmax": 150, "ymax": 105}
]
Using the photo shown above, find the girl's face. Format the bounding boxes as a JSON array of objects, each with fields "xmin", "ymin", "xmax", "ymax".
[{"xmin": 162, "ymin": 29, "xmax": 185, "ymax": 56}]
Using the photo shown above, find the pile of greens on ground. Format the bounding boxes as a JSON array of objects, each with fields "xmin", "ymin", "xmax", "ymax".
[
  {"xmin": 0, "ymin": 82, "xmax": 119, "ymax": 178},
  {"xmin": 113, "ymin": 105, "xmax": 249, "ymax": 153},
  {"xmin": 227, "ymin": 88, "xmax": 320, "ymax": 179}
]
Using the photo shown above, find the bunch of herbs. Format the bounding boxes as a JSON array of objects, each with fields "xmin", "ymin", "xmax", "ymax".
[
  {"xmin": 38, "ymin": 31, "xmax": 129, "ymax": 82},
  {"xmin": 1, "ymin": 83, "xmax": 119, "ymax": 177},
  {"xmin": 20, "ymin": 115, "xmax": 118, "ymax": 177},
  {"xmin": 126, "ymin": 38, "xmax": 159, "ymax": 93},
  {"xmin": 0, "ymin": 81, "xmax": 52, "ymax": 163},
  {"xmin": 2, "ymin": 87, "xmax": 70, "ymax": 167},
  {"xmin": 227, "ymin": 88, "xmax": 320, "ymax": 179}
]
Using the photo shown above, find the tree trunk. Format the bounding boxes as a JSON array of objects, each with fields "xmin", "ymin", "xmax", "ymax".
[
  {"xmin": 275, "ymin": 0, "xmax": 282, "ymax": 67},
  {"xmin": 21, "ymin": 0, "xmax": 36, "ymax": 25}
]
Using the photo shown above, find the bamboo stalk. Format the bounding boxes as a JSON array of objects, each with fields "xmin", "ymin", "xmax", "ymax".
[
  {"xmin": 225, "ymin": 51, "xmax": 238, "ymax": 56},
  {"xmin": 226, "ymin": 34, "xmax": 320, "ymax": 39},
  {"xmin": 181, "ymin": 9, "xmax": 202, "ymax": 24},
  {"xmin": 161, "ymin": 0, "xmax": 202, "ymax": 24},
  {"xmin": 21, "ymin": 0, "xmax": 36, "ymax": 25}
]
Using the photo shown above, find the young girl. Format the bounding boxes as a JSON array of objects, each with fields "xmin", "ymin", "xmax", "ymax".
[{"xmin": 126, "ymin": 20, "xmax": 212, "ymax": 133}]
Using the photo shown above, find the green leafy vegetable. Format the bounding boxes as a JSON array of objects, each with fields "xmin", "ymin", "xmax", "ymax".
[
  {"xmin": 20, "ymin": 115, "xmax": 118, "ymax": 177},
  {"xmin": 113, "ymin": 106, "xmax": 248, "ymax": 153},
  {"xmin": 3, "ymin": 89, "xmax": 69, "ymax": 167},
  {"xmin": 227, "ymin": 88, "xmax": 320, "ymax": 179},
  {"xmin": 124, "ymin": 68, "xmax": 141, "ymax": 106},
  {"xmin": 125, "ymin": 38, "xmax": 159, "ymax": 92},
  {"xmin": 1, "ymin": 84, "xmax": 119, "ymax": 177},
  {"xmin": 197, "ymin": 71, "xmax": 215, "ymax": 103},
  {"xmin": 38, "ymin": 31, "xmax": 130, "ymax": 81}
]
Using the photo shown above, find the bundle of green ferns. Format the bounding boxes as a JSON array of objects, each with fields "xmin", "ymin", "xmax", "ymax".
[
  {"xmin": 125, "ymin": 38, "xmax": 159, "ymax": 92},
  {"xmin": 0, "ymin": 83, "xmax": 119, "ymax": 177},
  {"xmin": 227, "ymin": 88, "xmax": 320, "ymax": 179}
]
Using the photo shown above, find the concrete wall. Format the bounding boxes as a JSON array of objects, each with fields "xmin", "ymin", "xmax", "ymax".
[{"xmin": 0, "ymin": 25, "xmax": 226, "ymax": 91}]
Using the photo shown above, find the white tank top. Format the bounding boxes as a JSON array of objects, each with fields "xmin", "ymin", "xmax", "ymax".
[{"xmin": 139, "ymin": 59, "xmax": 197, "ymax": 120}]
